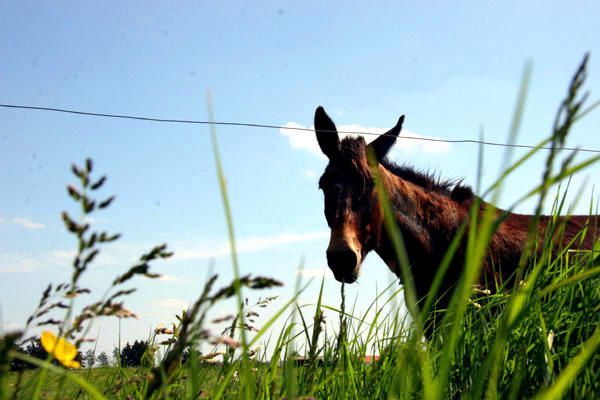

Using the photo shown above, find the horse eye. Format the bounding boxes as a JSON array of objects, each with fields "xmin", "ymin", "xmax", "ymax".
[{"xmin": 333, "ymin": 184, "xmax": 344, "ymax": 194}]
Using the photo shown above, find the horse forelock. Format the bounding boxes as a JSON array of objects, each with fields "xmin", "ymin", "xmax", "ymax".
[{"xmin": 338, "ymin": 136, "xmax": 372, "ymax": 185}]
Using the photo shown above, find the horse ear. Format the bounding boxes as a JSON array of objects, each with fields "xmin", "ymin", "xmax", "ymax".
[
  {"xmin": 368, "ymin": 115, "xmax": 405, "ymax": 160},
  {"xmin": 314, "ymin": 106, "xmax": 340, "ymax": 159}
]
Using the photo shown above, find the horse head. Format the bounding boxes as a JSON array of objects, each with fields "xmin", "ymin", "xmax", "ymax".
[{"xmin": 315, "ymin": 106, "xmax": 404, "ymax": 283}]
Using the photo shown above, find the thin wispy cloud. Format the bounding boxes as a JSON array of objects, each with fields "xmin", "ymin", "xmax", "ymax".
[
  {"xmin": 0, "ymin": 250, "xmax": 73, "ymax": 273},
  {"xmin": 0, "ymin": 230, "xmax": 329, "ymax": 273},
  {"xmin": 153, "ymin": 298, "xmax": 190, "ymax": 311},
  {"xmin": 157, "ymin": 274, "xmax": 184, "ymax": 283},
  {"xmin": 280, "ymin": 122, "xmax": 450, "ymax": 157},
  {"xmin": 296, "ymin": 266, "xmax": 335, "ymax": 280},
  {"xmin": 171, "ymin": 231, "xmax": 328, "ymax": 262},
  {"xmin": 9, "ymin": 217, "xmax": 46, "ymax": 230},
  {"xmin": 2, "ymin": 321, "xmax": 21, "ymax": 332},
  {"xmin": 0, "ymin": 254, "xmax": 40, "ymax": 273},
  {"xmin": 303, "ymin": 169, "xmax": 316, "ymax": 179},
  {"xmin": 280, "ymin": 122, "xmax": 327, "ymax": 159}
]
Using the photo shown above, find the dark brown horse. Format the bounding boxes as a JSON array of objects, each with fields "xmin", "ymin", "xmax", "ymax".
[{"xmin": 314, "ymin": 106, "xmax": 597, "ymax": 311}]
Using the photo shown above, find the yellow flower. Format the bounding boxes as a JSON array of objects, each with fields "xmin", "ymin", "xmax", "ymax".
[{"xmin": 40, "ymin": 331, "xmax": 81, "ymax": 368}]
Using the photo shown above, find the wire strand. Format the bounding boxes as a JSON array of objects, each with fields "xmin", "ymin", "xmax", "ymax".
[{"xmin": 2, "ymin": 103, "xmax": 600, "ymax": 154}]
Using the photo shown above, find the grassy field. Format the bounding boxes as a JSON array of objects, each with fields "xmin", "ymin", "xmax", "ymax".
[
  {"xmin": 1, "ymin": 56, "xmax": 600, "ymax": 399},
  {"xmin": 6, "ymin": 366, "xmax": 224, "ymax": 398}
]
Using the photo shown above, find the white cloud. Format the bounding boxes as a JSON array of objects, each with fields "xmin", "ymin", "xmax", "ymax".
[
  {"xmin": 157, "ymin": 274, "xmax": 183, "ymax": 282},
  {"xmin": 0, "ymin": 246, "xmax": 132, "ymax": 273},
  {"xmin": 280, "ymin": 122, "xmax": 327, "ymax": 159},
  {"xmin": 11, "ymin": 217, "xmax": 46, "ymax": 230},
  {"xmin": 303, "ymin": 169, "xmax": 316, "ymax": 179},
  {"xmin": 0, "ymin": 242, "xmax": 144, "ymax": 273},
  {"xmin": 0, "ymin": 251, "xmax": 72, "ymax": 273},
  {"xmin": 0, "ymin": 254, "xmax": 38, "ymax": 273},
  {"xmin": 296, "ymin": 267, "xmax": 335, "ymax": 280},
  {"xmin": 171, "ymin": 231, "xmax": 328, "ymax": 262},
  {"xmin": 280, "ymin": 122, "xmax": 450, "ymax": 158},
  {"xmin": 0, "ymin": 230, "xmax": 329, "ymax": 273},
  {"xmin": 49, "ymin": 250, "xmax": 76, "ymax": 264},
  {"xmin": 153, "ymin": 298, "xmax": 190, "ymax": 311},
  {"xmin": 2, "ymin": 321, "xmax": 22, "ymax": 332},
  {"xmin": 388, "ymin": 131, "xmax": 451, "ymax": 155}
]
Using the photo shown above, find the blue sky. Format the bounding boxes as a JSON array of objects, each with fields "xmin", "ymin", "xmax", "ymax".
[{"xmin": 2, "ymin": 1, "xmax": 600, "ymax": 356}]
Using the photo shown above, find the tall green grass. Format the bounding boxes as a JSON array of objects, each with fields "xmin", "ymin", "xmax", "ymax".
[{"xmin": 2, "ymin": 55, "xmax": 600, "ymax": 399}]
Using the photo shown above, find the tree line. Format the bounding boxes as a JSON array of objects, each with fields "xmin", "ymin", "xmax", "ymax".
[{"xmin": 10, "ymin": 339, "xmax": 149, "ymax": 370}]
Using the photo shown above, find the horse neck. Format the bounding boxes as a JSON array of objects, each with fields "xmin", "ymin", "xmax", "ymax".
[{"xmin": 372, "ymin": 166, "xmax": 469, "ymax": 281}]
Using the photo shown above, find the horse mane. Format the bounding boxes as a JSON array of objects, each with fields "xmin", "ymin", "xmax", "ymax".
[
  {"xmin": 338, "ymin": 136, "xmax": 474, "ymax": 202},
  {"xmin": 380, "ymin": 158, "xmax": 474, "ymax": 202}
]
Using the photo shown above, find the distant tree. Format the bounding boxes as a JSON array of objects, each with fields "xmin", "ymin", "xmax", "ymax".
[
  {"xmin": 75, "ymin": 350, "xmax": 84, "ymax": 367},
  {"xmin": 10, "ymin": 338, "xmax": 85, "ymax": 371},
  {"xmin": 84, "ymin": 349, "xmax": 95, "ymax": 368},
  {"xmin": 97, "ymin": 351, "xmax": 110, "ymax": 367},
  {"xmin": 112, "ymin": 347, "xmax": 120, "ymax": 366},
  {"xmin": 9, "ymin": 351, "xmax": 28, "ymax": 371},
  {"xmin": 181, "ymin": 348, "xmax": 190, "ymax": 364},
  {"xmin": 24, "ymin": 339, "xmax": 48, "ymax": 361},
  {"xmin": 11, "ymin": 339, "xmax": 50, "ymax": 370},
  {"xmin": 119, "ymin": 340, "xmax": 149, "ymax": 367}
]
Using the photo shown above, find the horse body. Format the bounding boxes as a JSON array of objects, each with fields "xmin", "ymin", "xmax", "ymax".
[{"xmin": 314, "ymin": 106, "xmax": 596, "ymax": 308}]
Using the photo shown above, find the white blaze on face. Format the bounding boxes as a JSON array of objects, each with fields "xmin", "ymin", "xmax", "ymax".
[
  {"xmin": 328, "ymin": 227, "xmax": 361, "ymax": 260},
  {"xmin": 326, "ymin": 210, "xmax": 363, "ymax": 282}
]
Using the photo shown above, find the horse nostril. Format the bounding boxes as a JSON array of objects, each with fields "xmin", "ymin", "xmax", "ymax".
[{"xmin": 326, "ymin": 249, "xmax": 358, "ymax": 281}]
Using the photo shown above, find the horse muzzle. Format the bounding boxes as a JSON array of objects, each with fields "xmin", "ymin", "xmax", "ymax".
[{"xmin": 326, "ymin": 247, "xmax": 361, "ymax": 283}]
